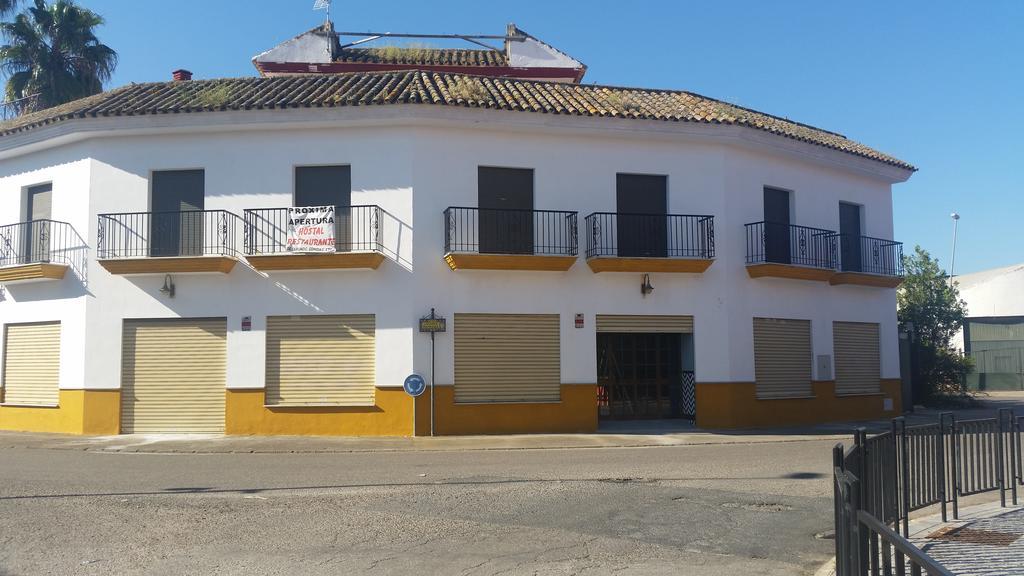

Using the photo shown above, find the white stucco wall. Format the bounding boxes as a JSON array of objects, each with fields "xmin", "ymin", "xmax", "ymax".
[
  {"xmin": 0, "ymin": 107, "xmax": 907, "ymax": 397},
  {"xmin": 0, "ymin": 147, "xmax": 91, "ymax": 391}
]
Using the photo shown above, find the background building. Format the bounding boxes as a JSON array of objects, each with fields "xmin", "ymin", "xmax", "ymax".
[{"xmin": 955, "ymin": 263, "xmax": 1024, "ymax": 391}]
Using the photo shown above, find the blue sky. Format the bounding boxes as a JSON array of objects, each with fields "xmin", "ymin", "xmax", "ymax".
[{"xmin": 75, "ymin": 0, "xmax": 1022, "ymax": 275}]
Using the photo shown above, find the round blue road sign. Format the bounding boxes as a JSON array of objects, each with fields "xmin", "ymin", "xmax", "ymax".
[{"xmin": 403, "ymin": 374, "xmax": 426, "ymax": 397}]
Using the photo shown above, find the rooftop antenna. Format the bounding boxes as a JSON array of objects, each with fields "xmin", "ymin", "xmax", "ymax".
[{"xmin": 313, "ymin": 0, "xmax": 331, "ymax": 24}]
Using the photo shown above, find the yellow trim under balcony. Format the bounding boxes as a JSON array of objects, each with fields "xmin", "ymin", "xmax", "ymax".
[
  {"xmin": 586, "ymin": 257, "xmax": 713, "ymax": 274},
  {"xmin": 98, "ymin": 256, "xmax": 237, "ymax": 275},
  {"xmin": 444, "ymin": 253, "xmax": 577, "ymax": 271},
  {"xmin": 0, "ymin": 263, "xmax": 67, "ymax": 284},
  {"xmin": 830, "ymin": 272, "xmax": 904, "ymax": 288},
  {"xmin": 246, "ymin": 252, "xmax": 385, "ymax": 271},
  {"xmin": 746, "ymin": 263, "xmax": 836, "ymax": 282}
]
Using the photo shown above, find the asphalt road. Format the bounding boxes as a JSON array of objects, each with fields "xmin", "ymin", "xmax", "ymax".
[{"xmin": 0, "ymin": 439, "xmax": 839, "ymax": 575}]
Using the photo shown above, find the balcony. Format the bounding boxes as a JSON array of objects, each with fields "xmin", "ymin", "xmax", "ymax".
[
  {"xmin": 745, "ymin": 221, "xmax": 837, "ymax": 282},
  {"xmin": 0, "ymin": 220, "xmax": 86, "ymax": 284},
  {"xmin": 443, "ymin": 207, "xmax": 578, "ymax": 271},
  {"xmin": 244, "ymin": 206, "xmax": 387, "ymax": 271},
  {"xmin": 584, "ymin": 213, "xmax": 715, "ymax": 273},
  {"xmin": 97, "ymin": 210, "xmax": 242, "ymax": 275},
  {"xmin": 830, "ymin": 234, "xmax": 904, "ymax": 288}
]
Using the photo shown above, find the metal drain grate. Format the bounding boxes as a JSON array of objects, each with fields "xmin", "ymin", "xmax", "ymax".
[{"xmin": 927, "ymin": 526, "xmax": 1022, "ymax": 547}]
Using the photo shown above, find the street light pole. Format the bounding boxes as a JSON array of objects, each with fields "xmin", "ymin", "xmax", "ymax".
[{"xmin": 949, "ymin": 212, "xmax": 960, "ymax": 287}]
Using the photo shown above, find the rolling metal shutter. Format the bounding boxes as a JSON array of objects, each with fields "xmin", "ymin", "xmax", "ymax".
[
  {"xmin": 2, "ymin": 322, "xmax": 60, "ymax": 406},
  {"xmin": 266, "ymin": 314, "xmax": 375, "ymax": 406},
  {"xmin": 121, "ymin": 318, "xmax": 226, "ymax": 433},
  {"xmin": 596, "ymin": 315, "xmax": 693, "ymax": 333},
  {"xmin": 833, "ymin": 321, "xmax": 881, "ymax": 395},
  {"xmin": 754, "ymin": 317, "xmax": 812, "ymax": 399},
  {"xmin": 454, "ymin": 313, "xmax": 560, "ymax": 403}
]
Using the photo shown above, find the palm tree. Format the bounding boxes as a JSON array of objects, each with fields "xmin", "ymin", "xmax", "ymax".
[
  {"xmin": 0, "ymin": 0, "xmax": 116, "ymax": 113},
  {"xmin": 0, "ymin": 1, "xmax": 19, "ymax": 19}
]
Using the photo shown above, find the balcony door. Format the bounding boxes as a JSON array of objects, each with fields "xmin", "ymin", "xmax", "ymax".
[
  {"xmin": 839, "ymin": 202, "xmax": 862, "ymax": 272},
  {"xmin": 616, "ymin": 174, "xmax": 667, "ymax": 257},
  {"xmin": 478, "ymin": 167, "xmax": 533, "ymax": 254},
  {"xmin": 24, "ymin": 183, "xmax": 52, "ymax": 263},
  {"xmin": 295, "ymin": 166, "xmax": 351, "ymax": 251},
  {"xmin": 151, "ymin": 170, "xmax": 204, "ymax": 257},
  {"xmin": 763, "ymin": 187, "xmax": 791, "ymax": 264}
]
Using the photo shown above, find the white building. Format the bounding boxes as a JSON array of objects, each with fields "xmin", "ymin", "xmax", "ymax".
[
  {"xmin": 955, "ymin": 263, "xmax": 1024, "ymax": 390},
  {"xmin": 0, "ymin": 48, "xmax": 914, "ymax": 435}
]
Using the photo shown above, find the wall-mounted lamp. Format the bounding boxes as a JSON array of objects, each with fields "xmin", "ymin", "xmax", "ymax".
[
  {"xmin": 159, "ymin": 274, "xmax": 175, "ymax": 298},
  {"xmin": 640, "ymin": 273, "xmax": 654, "ymax": 297}
]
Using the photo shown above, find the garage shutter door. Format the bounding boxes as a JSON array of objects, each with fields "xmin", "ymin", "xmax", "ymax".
[
  {"xmin": 2, "ymin": 322, "xmax": 60, "ymax": 406},
  {"xmin": 121, "ymin": 318, "xmax": 226, "ymax": 433},
  {"xmin": 266, "ymin": 314, "xmax": 375, "ymax": 406},
  {"xmin": 834, "ymin": 321, "xmax": 880, "ymax": 395},
  {"xmin": 596, "ymin": 315, "xmax": 693, "ymax": 333},
  {"xmin": 754, "ymin": 317, "xmax": 812, "ymax": 399},
  {"xmin": 454, "ymin": 313, "xmax": 560, "ymax": 403}
]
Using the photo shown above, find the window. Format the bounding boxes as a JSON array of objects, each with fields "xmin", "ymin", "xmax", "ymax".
[
  {"xmin": 753, "ymin": 317, "xmax": 812, "ymax": 399},
  {"xmin": 763, "ymin": 187, "xmax": 791, "ymax": 264},
  {"xmin": 454, "ymin": 313, "xmax": 559, "ymax": 403},
  {"xmin": 150, "ymin": 169, "xmax": 204, "ymax": 257},
  {"xmin": 616, "ymin": 174, "xmax": 667, "ymax": 257},
  {"xmin": 2, "ymin": 321, "xmax": 60, "ymax": 406},
  {"xmin": 833, "ymin": 321, "xmax": 880, "ymax": 395},
  {"xmin": 295, "ymin": 165, "xmax": 352, "ymax": 251},
  {"xmin": 477, "ymin": 167, "xmax": 534, "ymax": 254}
]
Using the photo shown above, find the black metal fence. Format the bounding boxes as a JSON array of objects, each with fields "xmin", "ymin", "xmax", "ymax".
[
  {"xmin": 583, "ymin": 213, "xmax": 715, "ymax": 259},
  {"xmin": 97, "ymin": 210, "xmax": 242, "ymax": 259},
  {"xmin": 444, "ymin": 206, "xmax": 578, "ymax": 256},
  {"xmin": 0, "ymin": 219, "xmax": 88, "ymax": 279},
  {"xmin": 838, "ymin": 234, "xmax": 904, "ymax": 276},
  {"xmin": 833, "ymin": 410, "xmax": 1023, "ymax": 575},
  {"xmin": 244, "ymin": 206, "xmax": 384, "ymax": 255},
  {"xmin": 745, "ymin": 221, "xmax": 837, "ymax": 269}
]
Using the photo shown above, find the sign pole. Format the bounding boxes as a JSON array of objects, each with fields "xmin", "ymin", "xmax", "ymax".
[{"xmin": 430, "ymin": 308, "xmax": 436, "ymax": 437}]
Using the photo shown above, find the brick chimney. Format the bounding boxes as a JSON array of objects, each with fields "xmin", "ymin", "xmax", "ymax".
[{"xmin": 172, "ymin": 69, "xmax": 193, "ymax": 82}]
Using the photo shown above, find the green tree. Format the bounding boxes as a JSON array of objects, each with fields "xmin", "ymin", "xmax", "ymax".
[
  {"xmin": 0, "ymin": 0, "xmax": 116, "ymax": 112},
  {"xmin": 898, "ymin": 245, "xmax": 973, "ymax": 401}
]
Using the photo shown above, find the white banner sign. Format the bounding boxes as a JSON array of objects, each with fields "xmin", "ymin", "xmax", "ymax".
[{"xmin": 286, "ymin": 206, "xmax": 336, "ymax": 253}]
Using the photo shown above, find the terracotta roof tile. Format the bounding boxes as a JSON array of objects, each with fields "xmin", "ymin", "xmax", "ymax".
[
  {"xmin": 336, "ymin": 46, "xmax": 507, "ymax": 67},
  {"xmin": 0, "ymin": 71, "xmax": 914, "ymax": 170}
]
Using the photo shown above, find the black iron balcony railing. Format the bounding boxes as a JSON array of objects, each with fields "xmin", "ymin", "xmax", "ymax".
[
  {"xmin": 0, "ymin": 219, "xmax": 87, "ymax": 275},
  {"xmin": 745, "ymin": 221, "xmax": 837, "ymax": 269},
  {"xmin": 837, "ymin": 234, "xmax": 904, "ymax": 277},
  {"xmin": 97, "ymin": 210, "xmax": 242, "ymax": 259},
  {"xmin": 584, "ymin": 213, "xmax": 715, "ymax": 259},
  {"xmin": 244, "ymin": 205, "xmax": 384, "ymax": 255},
  {"xmin": 444, "ymin": 206, "xmax": 578, "ymax": 256}
]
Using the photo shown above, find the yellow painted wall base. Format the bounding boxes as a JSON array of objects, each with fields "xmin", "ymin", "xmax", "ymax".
[
  {"xmin": 696, "ymin": 379, "xmax": 902, "ymax": 429},
  {"xmin": 225, "ymin": 388, "xmax": 414, "ymax": 436},
  {"xmin": 415, "ymin": 384, "xmax": 598, "ymax": 436},
  {"xmin": 0, "ymin": 390, "xmax": 120, "ymax": 435}
]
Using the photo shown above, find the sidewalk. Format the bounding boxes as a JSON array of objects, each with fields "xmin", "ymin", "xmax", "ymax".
[
  {"xmin": 1, "ymin": 394, "xmax": 1018, "ymax": 455},
  {"xmin": 909, "ymin": 501, "xmax": 1024, "ymax": 575},
  {"xmin": 0, "ymin": 424, "xmax": 857, "ymax": 454}
]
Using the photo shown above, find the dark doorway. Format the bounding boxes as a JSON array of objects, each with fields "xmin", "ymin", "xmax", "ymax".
[
  {"xmin": 763, "ymin": 187, "xmax": 791, "ymax": 264},
  {"xmin": 24, "ymin": 183, "xmax": 52, "ymax": 263},
  {"xmin": 597, "ymin": 333, "xmax": 692, "ymax": 419},
  {"xmin": 616, "ymin": 174, "xmax": 667, "ymax": 257},
  {"xmin": 478, "ymin": 167, "xmax": 534, "ymax": 254},
  {"xmin": 839, "ymin": 202, "xmax": 862, "ymax": 272},
  {"xmin": 151, "ymin": 170, "xmax": 204, "ymax": 257},
  {"xmin": 295, "ymin": 165, "xmax": 352, "ymax": 251}
]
